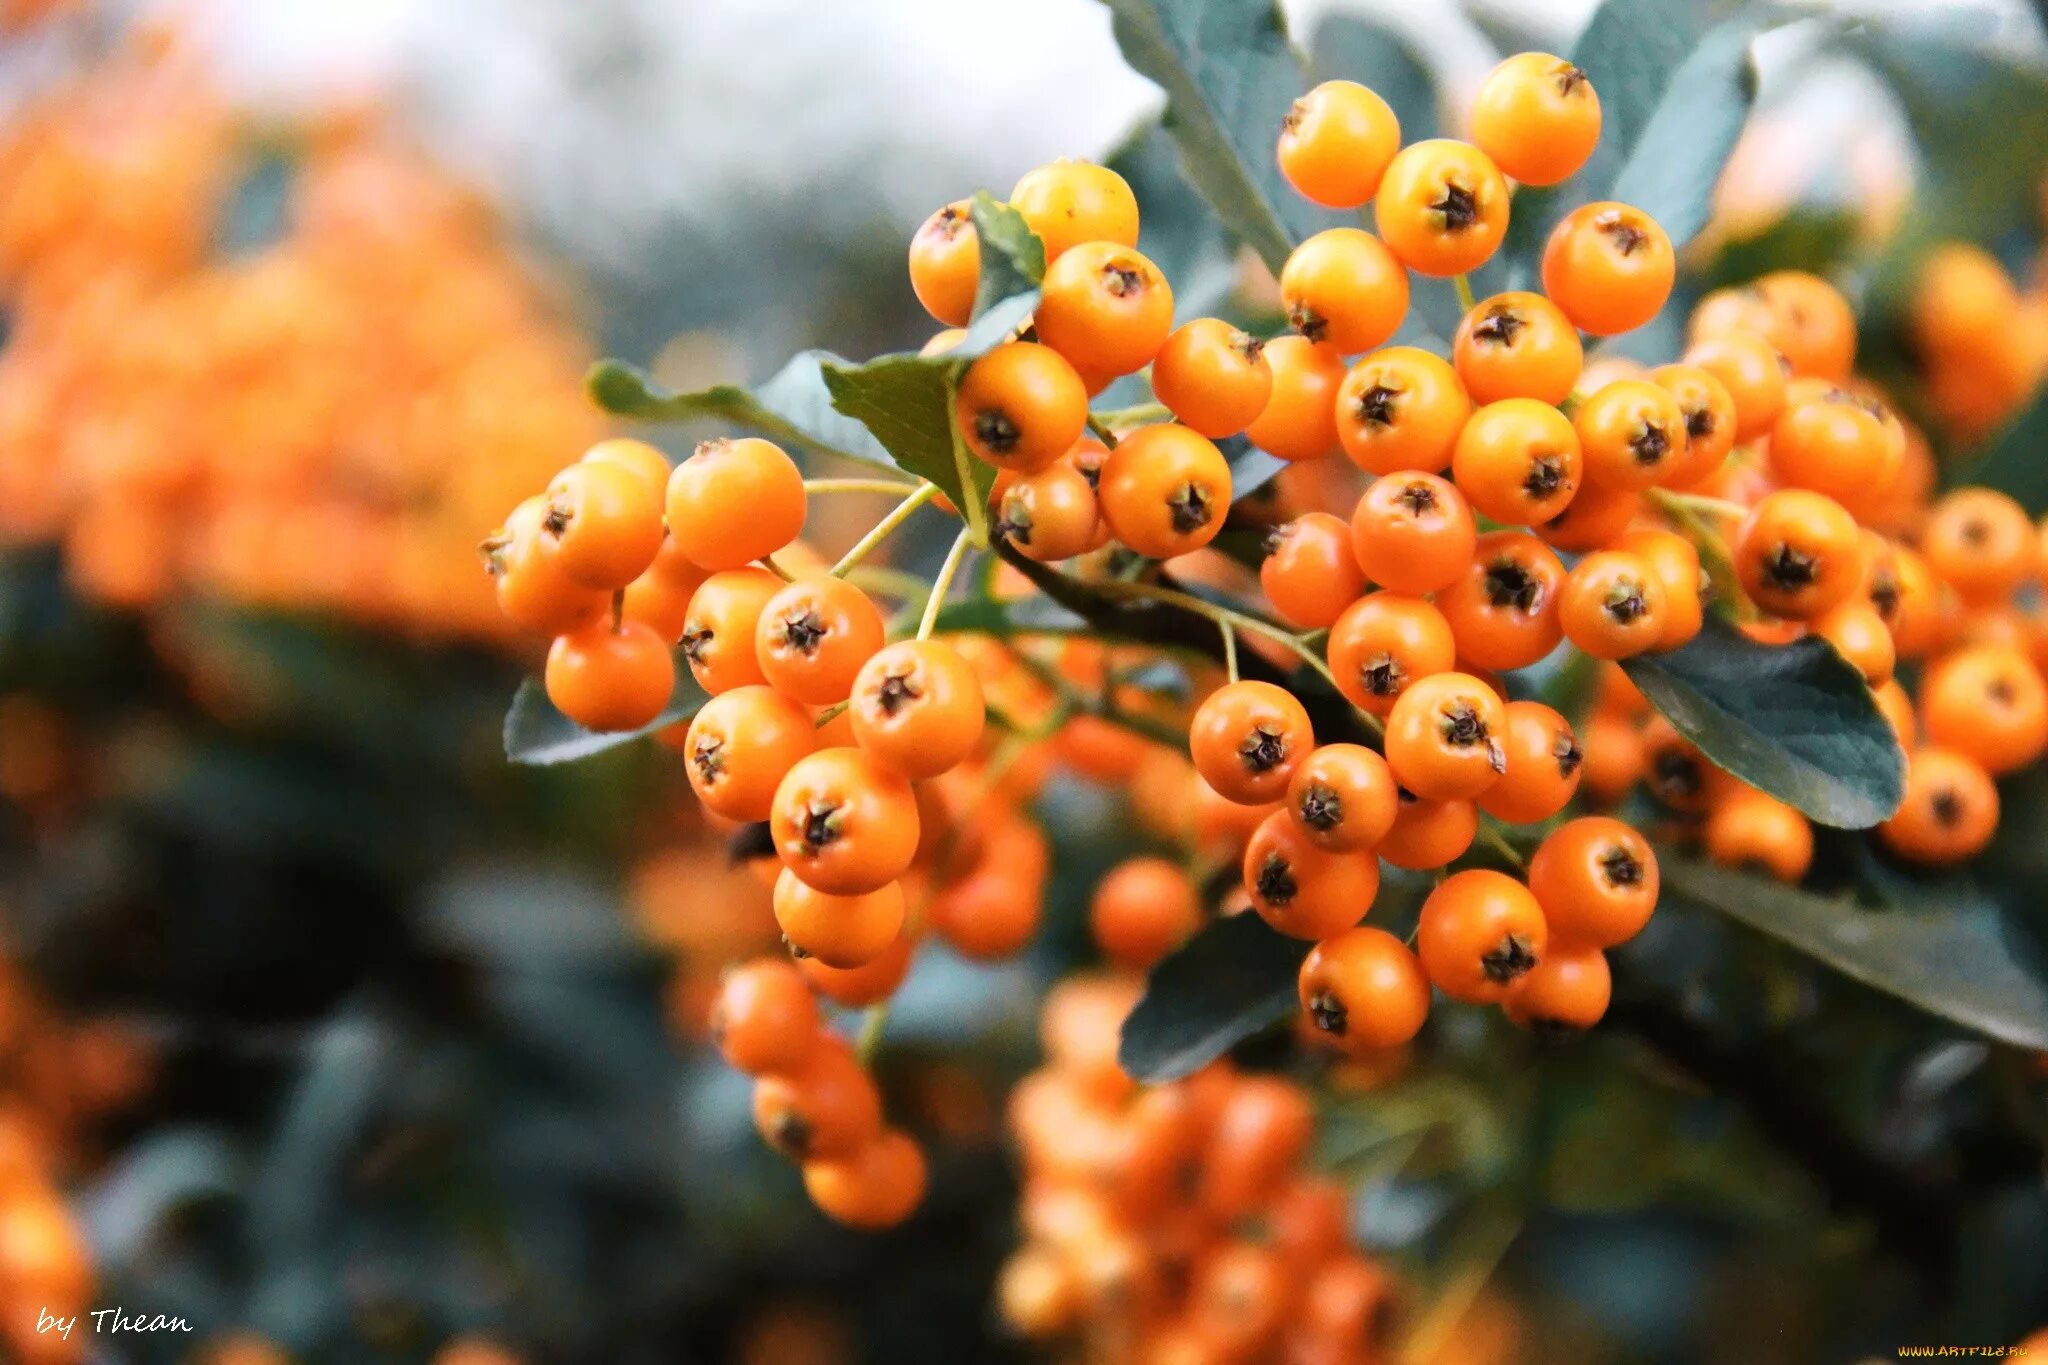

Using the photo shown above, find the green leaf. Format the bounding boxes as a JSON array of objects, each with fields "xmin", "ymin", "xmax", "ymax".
[
  {"xmin": 1662, "ymin": 857, "xmax": 2048, "ymax": 1050},
  {"xmin": 503, "ymin": 668, "xmax": 707, "ymax": 766},
  {"xmin": 1950, "ymin": 387, "xmax": 2048, "ymax": 516},
  {"xmin": 1606, "ymin": 21, "xmax": 1764, "ymax": 249},
  {"xmin": 1621, "ymin": 614, "xmax": 1904, "ymax": 828},
  {"xmin": 1119, "ymin": 910, "xmax": 1304, "ymax": 1082},
  {"xmin": 1101, "ymin": 0, "xmax": 1339, "ymax": 277},
  {"xmin": 1696, "ymin": 210, "xmax": 1864, "ymax": 294},
  {"xmin": 585, "ymin": 352, "xmax": 898, "ymax": 473},
  {"xmin": 967, "ymin": 191, "xmax": 1045, "ymax": 319},
  {"xmin": 929, "ymin": 591, "xmax": 1090, "ymax": 638}
]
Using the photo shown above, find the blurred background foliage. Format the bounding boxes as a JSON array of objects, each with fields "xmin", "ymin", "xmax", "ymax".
[{"xmin": 0, "ymin": 0, "xmax": 2044, "ymax": 1362}]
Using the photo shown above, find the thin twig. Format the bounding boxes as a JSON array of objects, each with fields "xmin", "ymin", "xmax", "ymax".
[
  {"xmin": 918, "ymin": 528, "xmax": 975, "ymax": 640},
  {"xmin": 830, "ymin": 483, "xmax": 939, "ymax": 577}
]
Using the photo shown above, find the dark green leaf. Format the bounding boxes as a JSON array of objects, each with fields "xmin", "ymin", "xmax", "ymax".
[
  {"xmin": 1696, "ymin": 210, "xmax": 1864, "ymax": 294},
  {"xmin": 1621, "ymin": 614, "xmax": 1904, "ymax": 828},
  {"xmin": 503, "ymin": 668, "xmax": 706, "ymax": 765},
  {"xmin": 1950, "ymin": 387, "xmax": 2048, "ymax": 515},
  {"xmin": 1119, "ymin": 910, "xmax": 1304, "ymax": 1081},
  {"xmin": 1101, "ymin": 0, "xmax": 1340, "ymax": 276},
  {"xmin": 1225, "ymin": 437, "xmax": 1288, "ymax": 500},
  {"xmin": 1106, "ymin": 121, "xmax": 1239, "ymax": 321},
  {"xmin": 585, "ymin": 352, "xmax": 897, "ymax": 472},
  {"xmin": 967, "ymin": 191, "xmax": 1045, "ymax": 318},
  {"xmin": 1662, "ymin": 857, "xmax": 2048, "ymax": 1050},
  {"xmin": 1606, "ymin": 21, "xmax": 1763, "ymax": 249},
  {"xmin": 929, "ymin": 591, "xmax": 1090, "ymax": 637}
]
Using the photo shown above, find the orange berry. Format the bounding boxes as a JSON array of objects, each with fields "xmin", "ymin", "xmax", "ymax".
[
  {"xmin": 1383, "ymin": 671, "xmax": 1508, "ymax": 801},
  {"xmin": 1037, "ymin": 241, "xmax": 1174, "ymax": 377},
  {"xmin": 1190, "ymin": 680, "xmax": 1315, "ymax": 805},
  {"xmin": 1477, "ymin": 700, "xmax": 1581, "ymax": 824},
  {"xmin": 1245, "ymin": 336, "xmax": 1345, "ymax": 462},
  {"xmin": 1373, "ymin": 140, "xmax": 1511, "ymax": 277},
  {"xmin": 803, "ymin": 1129, "xmax": 927, "ymax": 1230},
  {"xmin": 770, "ymin": 747, "xmax": 921, "ymax": 895},
  {"xmin": 1502, "ymin": 948, "xmax": 1611, "ymax": 1030},
  {"xmin": 1541, "ymin": 203, "xmax": 1674, "ymax": 336},
  {"xmin": 1682, "ymin": 328, "xmax": 1788, "ymax": 442},
  {"xmin": 1286, "ymin": 742, "xmax": 1399, "ymax": 852},
  {"xmin": 1451, "ymin": 398, "xmax": 1582, "ymax": 526},
  {"xmin": 685, "ymin": 685, "xmax": 818, "ymax": 821},
  {"xmin": 1243, "ymin": 810, "xmax": 1380, "ymax": 941},
  {"xmin": 957, "ymin": 341, "xmax": 1089, "ymax": 472},
  {"xmin": 1278, "ymin": 80, "xmax": 1401, "ymax": 209},
  {"xmin": 909, "ymin": 199, "xmax": 979, "ymax": 326},
  {"xmin": 1280, "ymin": 228, "xmax": 1410, "ymax": 355},
  {"xmin": 1753, "ymin": 271, "xmax": 1856, "ymax": 381},
  {"xmin": 1416, "ymin": 869, "xmax": 1548, "ymax": 1003},
  {"xmin": 849, "ymin": 639, "xmax": 986, "ymax": 779},
  {"xmin": 1349, "ymin": 471, "xmax": 1478, "ymax": 594},
  {"xmin": 1437, "ymin": 530, "xmax": 1566, "ymax": 671},
  {"xmin": 1878, "ymin": 746, "xmax": 1999, "ymax": 865},
  {"xmin": 1262, "ymin": 512, "xmax": 1368, "ymax": 629},
  {"xmin": 541, "ymin": 460, "xmax": 665, "ymax": 591},
  {"xmin": 1920, "ymin": 643, "xmax": 2048, "ymax": 775},
  {"xmin": 1091, "ymin": 857, "xmax": 1201, "ymax": 970},
  {"xmin": 1453, "ymin": 291, "xmax": 1584, "ymax": 406},
  {"xmin": 1098, "ymin": 423, "xmax": 1233, "ymax": 558},
  {"xmin": 1573, "ymin": 379, "xmax": 1687, "ymax": 490},
  {"xmin": 773, "ymin": 868, "xmax": 906, "ymax": 968},
  {"xmin": 1527, "ymin": 816, "xmax": 1658, "ymax": 949},
  {"xmin": 666, "ymin": 437, "xmax": 807, "ymax": 571},
  {"xmin": 1153, "ymin": 319, "xmax": 1272, "ymax": 437},
  {"xmin": 1326, "ymin": 593, "xmax": 1456, "ymax": 714},
  {"xmin": 682, "ymin": 567, "xmax": 782, "ymax": 694},
  {"xmin": 1010, "ymin": 160, "xmax": 1139, "ymax": 264},
  {"xmin": 1734, "ymin": 489, "xmax": 1862, "ymax": 619},
  {"xmin": 1922, "ymin": 488, "xmax": 2034, "ymax": 603},
  {"xmin": 755, "ymin": 577, "xmax": 885, "ymax": 706},
  {"xmin": 1704, "ymin": 787, "xmax": 1814, "ymax": 883},
  {"xmin": 1469, "ymin": 53, "xmax": 1600, "ymax": 186},
  {"xmin": 711, "ymin": 958, "xmax": 821, "ymax": 1076},
  {"xmin": 1336, "ymin": 346, "xmax": 1470, "ymax": 475},
  {"xmin": 1299, "ymin": 927, "xmax": 1430, "ymax": 1051},
  {"xmin": 1378, "ymin": 790, "xmax": 1478, "ymax": 870},
  {"xmin": 544, "ymin": 620, "xmax": 674, "ymax": 732}
]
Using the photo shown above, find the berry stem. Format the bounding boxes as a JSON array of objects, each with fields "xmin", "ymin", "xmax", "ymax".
[
  {"xmin": 803, "ymin": 477, "xmax": 922, "ymax": 496},
  {"xmin": 1453, "ymin": 272, "xmax": 1479, "ymax": 314},
  {"xmin": 831, "ymin": 483, "xmax": 940, "ymax": 577},
  {"xmin": 1084, "ymin": 414, "xmax": 1120, "ymax": 449},
  {"xmin": 1091, "ymin": 401, "xmax": 1171, "ymax": 429},
  {"xmin": 759, "ymin": 554, "xmax": 795, "ymax": 582},
  {"xmin": 856, "ymin": 999, "xmax": 892, "ymax": 1063},
  {"xmin": 917, "ymin": 527, "xmax": 975, "ymax": 640},
  {"xmin": 609, "ymin": 588, "xmax": 624, "ymax": 632},
  {"xmin": 1650, "ymin": 489, "xmax": 1747, "ymax": 521},
  {"xmin": 812, "ymin": 699, "xmax": 849, "ymax": 729},
  {"xmin": 1219, "ymin": 618, "xmax": 1240, "ymax": 683},
  {"xmin": 1475, "ymin": 817, "xmax": 1527, "ymax": 870}
]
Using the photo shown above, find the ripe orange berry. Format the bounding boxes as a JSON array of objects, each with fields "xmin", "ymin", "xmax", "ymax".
[
  {"xmin": 751, "ymin": 1035, "xmax": 883, "ymax": 1160},
  {"xmin": 1580, "ymin": 712, "xmax": 1646, "ymax": 804},
  {"xmin": 1200, "ymin": 1074, "xmax": 1315, "ymax": 1220},
  {"xmin": 1326, "ymin": 593, "xmax": 1456, "ymax": 714},
  {"xmin": 1245, "ymin": 336, "xmax": 1345, "ymax": 462},
  {"xmin": 1378, "ymin": 790, "xmax": 1479, "ymax": 870},
  {"xmin": 1766, "ymin": 388, "xmax": 1901, "ymax": 508},
  {"xmin": 666, "ymin": 437, "xmax": 807, "ymax": 571},
  {"xmin": 1922, "ymin": 487, "xmax": 2034, "ymax": 603},
  {"xmin": 933, "ymin": 864, "xmax": 1044, "ymax": 962},
  {"xmin": 1503, "ymin": 948, "xmax": 1611, "ymax": 1030},
  {"xmin": 1262, "ymin": 512, "xmax": 1368, "ymax": 629},
  {"xmin": 1286, "ymin": 742, "xmax": 1399, "ymax": 852},
  {"xmin": 1299, "ymin": 927, "xmax": 1429, "ymax": 1053},
  {"xmin": 1873, "ymin": 677, "xmax": 1917, "ymax": 750},
  {"xmin": 1878, "ymin": 746, "xmax": 1999, "ymax": 865},
  {"xmin": 544, "ymin": 620, "xmax": 674, "ymax": 732},
  {"xmin": 1190, "ymin": 680, "xmax": 1315, "ymax": 805},
  {"xmin": 1753, "ymin": 271, "xmax": 1856, "ymax": 381},
  {"xmin": 1574, "ymin": 379, "xmax": 1687, "ymax": 490},
  {"xmin": 540, "ymin": 460, "xmax": 665, "ymax": 591},
  {"xmin": 1734, "ymin": 490, "xmax": 1862, "ymax": 619},
  {"xmin": 710, "ymin": 958, "xmax": 820, "ymax": 1076},
  {"xmin": 1243, "ymin": 810, "xmax": 1380, "ymax": 940},
  {"xmin": 1560, "ymin": 549, "xmax": 1669, "ymax": 660},
  {"xmin": 1682, "ymin": 328, "xmax": 1788, "ymax": 442},
  {"xmin": 1704, "ymin": 787, "xmax": 1814, "ymax": 883},
  {"xmin": 1383, "ymin": 672, "xmax": 1507, "ymax": 801},
  {"xmin": 1373, "ymin": 140, "xmax": 1511, "ymax": 277},
  {"xmin": 773, "ymin": 868, "xmax": 906, "ymax": 968},
  {"xmin": 770, "ymin": 747, "xmax": 921, "ymax": 895},
  {"xmin": 621, "ymin": 538, "xmax": 709, "ymax": 643},
  {"xmin": 685, "ymin": 685, "xmax": 817, "ymax": 821},
  {"xmin": 804, "ymin": 1128, "xmax": 927, "ymax": 1230},
  {"xmin": 1335, "ymin": 345, "xmax": 1470, "ymax": 474},
  {"xmin": 996, "ymin": 459, "xmax": 1102, "ymax": 562},
  {"xmin": 1279, "ymin": 228, "xmax": 1410, "ymax": 355},
  {"xmin": 1091, "ymin": 857, "xmax": 1201, "ymax": 970},
  {"xmin": 849, "ymin": 639, "xmax": 986, "ymax": 779},
  {"xmin": 582, "ymin": 437, "xmax": 671, "ymax": 500},
  {"xmin": 1452, "ymin": 291, "xmax": 1584, "ymax": 406},
  {"xmin": 1645, "ymin": 362, "xmax": 1738, "ymax": 489},
  {"xmin": 909, "ymin": 200, "xmax": 980, "ymax": 326},
  {"xmin": 1010, "ymin": 160, "xmax": 1139, "ymax": 264},
  {"xmin": 1278, "ymin": 79, "xmax": 1401, "ymax": 209},
  {"xmin": 1477, "ymin": 700, "xmax": 1581, "ymax": 824},
  {"xmin": 1451, "ymin": 398, "xmax": 1582, "ymax": 526},
  {"xmin": 1639, "ymin": 716, "xmax": 1722, "ymax": 812},
  {"xmin": 1469, "ymin": 53, "xmax": 1600, "ymax": 186},
  {"xmin": 1614, "ymin": 527, "xmax": 1705, "ymax": 652},
  {"xmin": 1436, "ymin": 530, "xmax": 1565, "ymax": 670},
  {"xmin": 957, "ymin": 341, "xmax": 1089, "ymax": 472},
  {"xmin": 681, "ymin": 567, "xmax": 782, "ymax": 694},
  {"xmin": 1417, "ymin": 869, "xmax": 1548, "ymax": 1003},
  {"xmin": 482, "ymin": 497, "xmax": 608, "ymax": 636},
  {"xmin": 1813, "ymin": 601, "xmax": 1895, "ymax": 687},
  {"xmin": 1541, "ymin": 203, "xmax": 1674, "ymax": 336},
  {"xmin": 1037, "ymin": 241, "xmax": 1174, "ymax": 377},
  {"xmin": 1527, "ymin": 816, "xmax": 1658, "ymax": 949},
  {"xmin": 1537, "ymin": 477, "xmax": 1641, "ymax": 553},
  {"xmin": 1920, "ymin": 643, "xmax": 2048, "ymax": 775},
  {"xmin": 1349, "ymin": 471, "xmax": 1478, "ymax": 594},
  {"xmin": 755, "ymin": 577, "xmax": 885, "ymax": 706},
  {"xmin": 1153, "ymin": 319, "xmax": 1272, "ymax": 438},
  {"xmin": 1097, "ymin": 422, "xmax": 1232, "ymax": 558},
  {"xmin": 997, "ymin": 1246, "xmax": 1083, "ymax": 1340}
]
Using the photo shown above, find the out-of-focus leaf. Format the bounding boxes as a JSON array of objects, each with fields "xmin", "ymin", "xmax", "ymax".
[
  {"xmin": 249, "ymin": 1009, "xmax": 392, "ymax": 1257},
  {"xmin": 967, "ymin": 191, "xmax": 1045, "ymax": 317},
  {"xmin": 82, "ymin": 1128, "xmax": 243, "ymax": 1262},
  {"xmin": 1621, "ymin": 615, "xmax": 1904, "ymax": 828},
  {"xmin": 1101, "ymin": 0, "xmax": 1341, "ymax": 276},
  {"xmin": 503, "ymin": 668, "xmax": 705, "ymax": 766},
  {"xmin": 1949, "ymin": 388, "xmax": 2048, "ymax": 515},
  {"xmin": 930, "ymin": 591, "xmax": 1090, "ymax": 638},
  {"xmin": 1607, "ymin": 21, "xmax": 1765, "ymax": 249},
  {"xmin": 1105, "ymin": 121, "xmax": 1239, "ymax": 320},
  {"xmin": 1119, "ymin": 910, "xmax": 1303, "ymax": 1082},
  {"xmin": 1696, "ymin": 210, "xmax": 1864, "ymax": 294},
  {"xmin": 1661, "ymin": 857, "xmax": 2048, "ymax": 1050},
  {"xmin": 586, "ymin": 351, "xmax": 897, "ymax": 471}
]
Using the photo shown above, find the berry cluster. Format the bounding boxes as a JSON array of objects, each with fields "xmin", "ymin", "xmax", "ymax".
[{"xmin": 1909, "ymin": 240, "xmax": 2048, "ymax": 441}]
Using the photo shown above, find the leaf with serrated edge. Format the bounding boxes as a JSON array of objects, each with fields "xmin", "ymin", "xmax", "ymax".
[
  {"xmin": 1621, "ymin": 615, "xmax": 1903, "ymax": 828},
  {"xmin": 504, "ymin": 671, "xmax": 706, "ymax": 766},
  {"xmin": 1663, "ymin": 857, "xmax": 2048, "ymax": 1050}
]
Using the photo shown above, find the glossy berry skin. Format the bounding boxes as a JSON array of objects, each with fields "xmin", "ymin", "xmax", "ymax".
[
  {"xmin": 1477, "ymin": 700, "xmax": 1582, "ymax": 824},
  {"xmin": 1559, "ymin": 550, "xmax": 1669, "ymax": 660},
  {"xmin": 1349, "ymin": 472, "xmax": 1477, "ymax": 595},
  {"xmin": 1153, "ymin": 319, "xmax": 1272, "ymax": 437},
  {"xmin": 483, "ymin": 496, "xmax": 607, "ymax": 636},
  {"xmin": 755, "ymin": 577, "xmax": 885, "ymax": 706},
  {"xmin": 996, "ymin": 460, "xmax": 1100, "ymax": 562},
  {"xmin": 909, "ymin": 199, "xmax": 979, "ymax": 326},
  {"xmin": 710, "ymin": 958, "xmax": 820, "ymax": 1076},
  {"xmin": 1767, "ymin": 388, "xmax": 1900, "ymax": 508},
  {"xmin": 681, "ymin": 567, "xmax": 780, "ymax": 694},
  {"xmin": 849, "ymin": 639, "xmax": 986, "ymax": 779},
  {"xmin": 1009, "ymin": 160, "xmax": 1139, "ymax": 263},
  {"xmin": 1683, "ymin": 328, "xmax": 1788, "ymax": 442},
  {"xmin": 1502, "ymin": 948, "xmax": 1611, "ymax": 1030},
  {"xmin": 1452, "ymin": 291, "xmax": 1583, "ymax": 406},
  {"xmin": 1036, "ymin": 241, "xmax": 1175, "ymax": 377},
  {"xmin": 1336, "ymin": 346, "xmax": 1470, "ymax": 474},
  {"xmin": 1326, "ymin": 593, "xmax": 1456, "ymax": 714},
  {"xmin": 1704, "ymin": 788, "xmax": 1814, "ymax": 883},
  {"xmin": 1879, "ymin": 746, "xmax": 1999, "ymax": 865},
  {"xmin": 1243, "ymin": 810, "xmax": 1380, "ymax": 941},
  {"xmin": 685, "ymin": 684, "xmax": 817, "ymax": 821},
  {"xmin": 545, "ymin": 621, "xmax": 674, "ymax": 732},
  {"xmin": 1436, "ymin": 530, "xmax": 1565, "ymax": 672},
  {"xmin": 1278, "ymin": 80, "xmax": 1401, "ymax": 208},
  {"xmin": 1262, "ymin": 513, "xmax": 1368, "ymax": 629},
  {"xmin": 1537, "ymin": 478, "xmax": 1640, "ymax": 554},
  {"xmin": 770, "ymin": 748, "xmax": 921, "ymax": 896},
  {"xmin": 1279, "ymin": 228, "xmax": 1410, "ymax": 355},
  {"xmin": 1542, "ymin": 202, "xmax": 1675, "ymax": 336},
  {"xmin": 1470, "ymin": 54, "xmax": 1600, "ymax": 186},
  {"xmin": 1813, "ymin": 601, "xmax": 1894, "ymax": 687},
  {"xmin": 581, "ymin": 437, "xmax": 671, "ymax": 500},
  {"xmin": 1615, "ymin": 527, "xmax": 1705, "ymax": 652},
  {"xmin": 666, "ymin": 437, "xmax": 807, "ymax": 571},
  {"xmin": 1754, "ymin": 270, "xmax": 1857, "ymax": 381},
  {"xmin": 773, "ymin": 869, "xmax": 906, "ymax": 969},
  {"xmin": 804, "ymin": 1129, "xmax": 927, "ymax": 1230},
  {"xmin": 1373, "ymin": 140, "xmax": 1511, "ymax": 277},
  {"xmin": 1378, "ymin": 791, "xmax": 1478, "ymax": 870},
  {"xmin": 956, "ymin": 342, "xmax": 1088, "ymax": 472},
  {"xmin": 541, "ymin": 460, "xmax": 665, "ymax": 591},
  {"xmin": 1527, "ymin": 817, "xmax": 1659, "ymax": 949},
  {"xmin": 1383, "ymin": 672, "xmax": 1507, "ymax": 801},
  {"xmin": 1299, "ymin": 927, "xmax": 1429, "ymax": 1053},
  {"xmin": 1734, "ymin": 490, "xmax": 1862, "ymax": 619},
  {"xmin": 1245, "ymin": 336, "xmax": 1346, "ymax": 462},
  {"xmin": 1574, "ymin": 379, "xmax": 1687, "ymax": 490},
  {"xmin": 1416, "ymin": 869, "xmax": 1548, "ymax": 1003},
  {"xmin": 1452, "ymin": 398, "xmax": 1583, "ymax": 526},
  {"xmin": 1098, "ymin": 423, "xmax": 1233, "ymax": 558},
  {"xmin": 1647, "ymin": 363, "xmax": 1740, "ymax": 489},
  {"xmin": 1286, "ymin": 742, "xmax": 1399, "ymax": 852},
  {"xmin": 1190, "ymin": 680, "xmax": 1315, "ymax": 806}
]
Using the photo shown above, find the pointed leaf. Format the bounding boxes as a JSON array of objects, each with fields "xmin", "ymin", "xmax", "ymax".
[
  {"xmin": 586, "ymin": 352, "xmax": 898, "ymax": 472},
  {"xmin": 1606, "ymin": 21, "xmax": 1764, "ymax": 249},
  {"xmin": 968, "ymin": 191, "xmax": 1045, "ymax": 318},
  {"xmin": 504, "ymin": 668, "xmax": 706, "ymax": 765},
  {"xmin": 1119, "ymin": 910, "xmax": 1305, "ymax": 1082},
  {"xmin": 1621, "ymin": 614, "xmax": 1904, "ymax": 828}
]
